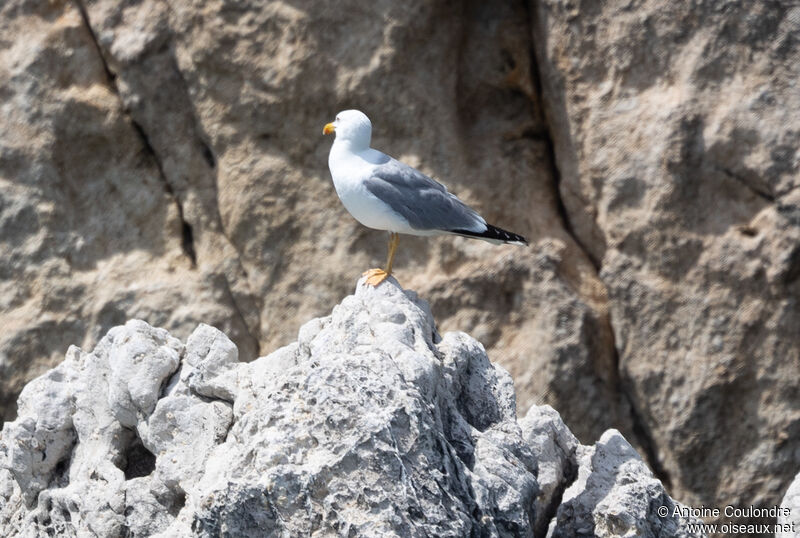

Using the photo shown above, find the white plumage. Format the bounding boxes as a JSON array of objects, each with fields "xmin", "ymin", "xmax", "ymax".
[{"xmin": 328, "ymin": 140, "xmax": 421, "ymax": 235}]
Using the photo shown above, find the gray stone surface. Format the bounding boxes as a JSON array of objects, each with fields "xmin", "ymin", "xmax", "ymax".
[
  {"xmin": 549, "ymin": 430, "xmax": 702, "ymax": 538},
  {"xmin": 0, "ymin": 280, "xmax": 699, "ymax": 537},
  {"xmin": 779, "ymin": 472, "xmax": 800, "ymax": 538},
  {"xmin": 520, "ymin": 405, "xmax": 579, "ymax": 536},
  {"xmin": 531, "ymin": 0, "xmax": 800, "ymax": 521}
]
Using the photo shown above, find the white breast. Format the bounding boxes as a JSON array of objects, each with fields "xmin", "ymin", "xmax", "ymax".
[{"xmin": 328, "ymin": 144, "xmax": 416, "ymax": 233}]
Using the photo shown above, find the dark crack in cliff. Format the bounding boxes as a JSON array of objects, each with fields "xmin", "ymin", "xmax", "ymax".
[
  {"xmin": 522, "ymin": 0, "xmax": 674, "ymax": 492},
  {"xmin": 73, "ymin": 0, "xmax": 198, "ymax": 267}
]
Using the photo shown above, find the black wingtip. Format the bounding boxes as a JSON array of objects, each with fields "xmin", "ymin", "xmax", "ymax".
[{"xmin": 450, "ymin": 224, "xmax": 528, "ymax": 245}]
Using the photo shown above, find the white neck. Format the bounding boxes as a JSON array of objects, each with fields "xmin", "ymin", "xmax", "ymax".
[{"xmin": 333, "ymin": 137, "xmax": 369, "ymax": 153}]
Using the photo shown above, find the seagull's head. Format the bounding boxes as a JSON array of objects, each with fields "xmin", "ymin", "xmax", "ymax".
[{"xmin": 323, "ymin": 110, "xmax": 372, "ymax": 149}]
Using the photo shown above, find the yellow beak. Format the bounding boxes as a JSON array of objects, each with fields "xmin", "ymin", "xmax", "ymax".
[{"xmin": 323, "ymin": 122, "xmax": 335, "ymax": 135}]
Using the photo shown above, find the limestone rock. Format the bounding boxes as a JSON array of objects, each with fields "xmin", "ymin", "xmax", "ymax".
[
  {"xmin": 106, "ymin": 321, "xmax": 183, "ymax": 429},
  {"xmin": 531, "ymin": 0, "xmax": 800, "ymax": 521},
  {"xmin": 0, "ymin": 280, "xmax": 698, "ymax": 537},
  {"xmin": 180, "ymin": 323, "xmax": 239, "ymax": 402},
  {"xmin": 779, "ymin": 472, "xmax": 800, "ymax": 538},
  {"xmin": 1, "ymin": 356, "xmax": 78, "ymax": 506},
  {"xmin": 520, "ymin": 405, "xmax": 579, "ymax": 536},
  {"xmin": 549, "ymin": 430, "xmax": 702, "ymax": 538}
]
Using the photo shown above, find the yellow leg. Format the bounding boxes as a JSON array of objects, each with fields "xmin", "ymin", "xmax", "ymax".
[
  {"xmin": 363, "ymin": 232, "xmax": 399, "ymax": 286},
  {"xmin": 385, "ymin": 232, "xmax": 399, "ymax": 274}
]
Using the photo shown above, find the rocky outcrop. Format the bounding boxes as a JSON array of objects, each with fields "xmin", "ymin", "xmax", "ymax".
[
  {"xmin": 549, "ymin": 430, "xmax": 701, "ymax": 538},
  {"xmin": 0, "ymin": 280, "xmax": 701, "ymax": 537},
  {"xmin": 531, "ymin": 0, "xmax": 800, "ymax": 523},
  {"xmin": 2, "ymin": 0, "xmax": 798, "ymax": 531}
]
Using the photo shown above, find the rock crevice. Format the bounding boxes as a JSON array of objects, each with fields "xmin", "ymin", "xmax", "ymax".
[
  {"xmin": 73, "ymin": 0, "xmax": 197, "ymax": 266},
  {"xmin": 524, "ymin": 3, "xmax": 599, "ymax": 273},
  {"xmin": 73, "ymin": 0, "xmax": 264, "ymax": 361}
]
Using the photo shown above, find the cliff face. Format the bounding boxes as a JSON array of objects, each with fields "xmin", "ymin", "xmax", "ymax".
[
  {"xmin": 531, "ymin": 0, "xmax": 800, "ymax": 516},
  {"xmin": 0, "ymin": 279, "xmax": 701, "ymax": 537},
  {"xmin": 1, "ymin": 0, "xmax": 798, "ymax": 528}
]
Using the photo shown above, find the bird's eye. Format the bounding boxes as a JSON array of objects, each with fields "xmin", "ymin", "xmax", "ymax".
[{"xmin": 335, "ymin": 116, "xmax": 340, "ymax": 122}]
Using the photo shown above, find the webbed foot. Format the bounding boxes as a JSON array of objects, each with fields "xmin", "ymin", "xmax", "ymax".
[{"xmin": 362, "ymin": 268, "xmax": 390, "ymax": 286}]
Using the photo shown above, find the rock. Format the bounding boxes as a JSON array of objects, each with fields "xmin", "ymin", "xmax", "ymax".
[
  {"xmin": 520, "ymin": 405, "xmax": 579, "ymax": 536},
  {"xmin": 0, "ymin": 319, "xmax": 232, "ymax": 537},
  {"xmin": 0, "ymin": 280, "xmax": 699, "ymax": 537},
  {"xmin": 106, "ymin": 320, "xmax": 183, "ymax": 429},
  {"xmin": 0, "ymin": 354, "xmax": 78, "ymax": 505},
  {"xmin": 531, "ymin": 0, "xmax": 800, "ymax": 522},
  {"xmin": 180, "ymin": 323, "xmax": 239, "ymax": 402},
  {"xmin": 549, "ymin": 430, "xmax": 702, "ymax": 538},
  {"xmin": 779, "ymin": 472, "xmax": 800, "ymax": 538}
]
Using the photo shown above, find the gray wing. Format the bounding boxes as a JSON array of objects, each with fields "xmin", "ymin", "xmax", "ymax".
[{"xmin": 364, "ymin": 158, "xmax": 486, "ymax": 232}]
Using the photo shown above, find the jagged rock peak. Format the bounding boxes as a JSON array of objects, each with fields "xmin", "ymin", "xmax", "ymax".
[{"xmin": 0, "ymin": 277, "xmax": 702, "ymax": 536}]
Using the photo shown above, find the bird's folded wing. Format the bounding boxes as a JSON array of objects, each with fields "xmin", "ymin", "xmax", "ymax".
[{"xmin": 364, "ymin": 159, "xmax": 487, "ymax": 233}]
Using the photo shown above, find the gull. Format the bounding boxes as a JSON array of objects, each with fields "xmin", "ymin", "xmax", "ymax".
[{"xmin": 323, "ymin": 109, "xmax": 528, "ymax": 286}]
